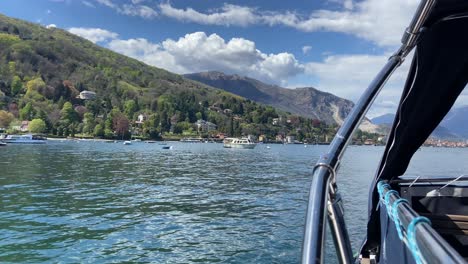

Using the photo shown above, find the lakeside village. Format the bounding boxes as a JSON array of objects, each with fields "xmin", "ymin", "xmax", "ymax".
[
  {"xmin": 0, "ymin": 81, "xmax": 379, "ymax": 145},
  {"xmin": 1, "ymin": 89, "xmax": 467, "ymax": 147}
]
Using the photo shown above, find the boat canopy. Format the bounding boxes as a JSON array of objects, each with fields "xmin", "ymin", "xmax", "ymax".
[{"xmin": 365, "ymin": 0, "xmax": 468, "ymax": 251}]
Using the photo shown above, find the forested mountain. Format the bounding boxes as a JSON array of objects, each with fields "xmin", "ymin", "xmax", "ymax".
[
  {"xmin": 185, "ymin": 71, "xmax": 354, "ymax": 124},
  {"xmin": 0, "ymin": 13, "xmax": 339, "ymax": 142}
]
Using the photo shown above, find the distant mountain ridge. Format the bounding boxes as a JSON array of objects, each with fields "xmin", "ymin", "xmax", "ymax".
[
  {"xmin": 440, "ymin": 106, "xmax": 468, "ymax": 138},
  {"xmin": 371, "ymin": 113, "xmax": 396, "ymax": 125},
  {"xmin": 185, "ymin": 71, "xmax": 354, "ymax": 125},
  {"xmin": 371, "ymin": 106, "xmax": 468, "ymax": 139}
]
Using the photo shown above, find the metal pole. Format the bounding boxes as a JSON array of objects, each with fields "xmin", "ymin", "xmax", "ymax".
[
  {"xmin": 302, "ymin": 167, "xmax": 332, "ymax": 264},
  {"xmin": 302, "ymin": 56, "xmax": 402, "ymax": 264},
  {"xmin": 302, "ymin": 0, "xmax": 437, "ymax": 262},
  {"xmin": 327, "ymin": 193, "xmax": 353, "ymax": 264}
]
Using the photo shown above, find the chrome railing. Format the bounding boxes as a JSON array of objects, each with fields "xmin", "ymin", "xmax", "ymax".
[
  {"xmin": 378, "ymin": 183, "xmax": 465, "ymax": 264},
  {"xmin": 301, "ymin": 0, "xmax": 437, "ymax": 263}
]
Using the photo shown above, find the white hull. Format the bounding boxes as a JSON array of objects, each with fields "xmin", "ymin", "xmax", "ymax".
[
  {"xmin": 224, "ymin": 143, "xmax": 256, "ymax": 149},
  {"xmin": 3, "ymin": 134, "xmax": 47, "ymax": 144},
  {"xmin": 4, "ymin": 140, "xmax": 46, "ymax": 144},
  {"xmin": 223, "ymin": 137, "xmax": 256, "ymax": 149}
]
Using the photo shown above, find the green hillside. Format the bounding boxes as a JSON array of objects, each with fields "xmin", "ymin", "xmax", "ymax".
[{"xmin": 0, "ymin": 13, "xmax": 337, "ymax": 142}]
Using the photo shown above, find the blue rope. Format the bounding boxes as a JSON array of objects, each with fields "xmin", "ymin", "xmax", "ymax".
[
  {"xmin": 384, "ymin": 190, "xmax": 398, "ymax": 207},
  {"xmin": 377, "ymin": 181, "xmax": 432, "ymax": 264},
  {"xmin": 377, "ymin": 182, "xmax": 390, "ymax": 198},
  {"xmin": 391, "ymin": 198, "xmax": 408, "ymax": 240},
  {"xmin": 407, "ymin": 216, "xmax": 431, "ymax": 264}
]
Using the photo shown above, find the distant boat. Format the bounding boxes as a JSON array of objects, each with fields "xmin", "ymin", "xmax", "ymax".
[
  {"xmin": 0, "ymin": 141, "xmax": 6, "ymax": 146},
  {"xmin": 123, "ymin": 141, "xmax": 132, "ymax": 145},
  {"xmin": 2, "ymin": 134, "xmax": 46, "ymax": 144},
  {"xmin": 180, "ymin": 138, "xmax": 202, "ymax": 143},
  {"xmin": 162, "ymin": 146, "xmax": 172, "ymax": 150},
  {"xmin": 223, "ymin": 137, "xmax": 256, "ymax": 149}
]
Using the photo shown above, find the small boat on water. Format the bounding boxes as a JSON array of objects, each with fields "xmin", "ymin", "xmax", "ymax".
[
  {"xmin": 123, "ymin": 141, "xmax": 132, "ymax": 145},
  {"xmin": 162, "ymin": 146, "xmax": 172, "ymax": 150},
  {"xmin": 0, "ymin": 141, "xmax": 6, "ymax": 146},
  {"xmin": 2, "ymin": 134, "xmax": 47, "ymax": 144},
  {"xmin": 223, "ymin": 137, "xmax": 256, "ymax": 149},
  {"xmin": 180, "ymin": 137, "xmax": 202, "ymax": 143}
]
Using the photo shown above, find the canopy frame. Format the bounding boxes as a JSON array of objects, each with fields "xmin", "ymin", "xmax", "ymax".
[{"xmin": 299, "ymin": 0, "xmax": 468, "ymax": 263}]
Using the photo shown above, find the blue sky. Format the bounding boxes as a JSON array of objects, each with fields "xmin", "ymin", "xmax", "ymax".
[{"xmin": 4, "ymin": 0, "xmax": 462, "ymax": 117}]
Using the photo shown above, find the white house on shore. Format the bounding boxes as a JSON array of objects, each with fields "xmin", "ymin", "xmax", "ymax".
[{"xmin": 77, "ymin": 91, "xmax": 96, "ymax": 100}]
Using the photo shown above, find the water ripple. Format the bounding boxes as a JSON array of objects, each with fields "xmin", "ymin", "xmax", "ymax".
[{"xmin": 1, "ymin": 142, "xmax": 466, "ymax": 263}]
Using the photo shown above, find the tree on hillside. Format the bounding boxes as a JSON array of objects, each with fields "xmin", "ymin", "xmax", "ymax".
[
  {"xmin": 29, "ymin": 118, "xmax": 46, "ymax": 133},
  {"xmin": 82, "ymin": 112, "xmax": 95, "ymax": 135},
  {"xmin": 113, "ymin": 113, "xmax": 130, "ymax": 139},
  {"xmin": 60, "ymin": 102, "xmax": 77, "ymax": 124},
  {"xmin": 93, "ymin": 124, "xmax": 104, "ymax": 138},
  {"xmin": 0, "ymin": 110, "xmax": 14, "ymax": 128},
  {"xmin": 19, "ymin": 102, "xmax": 35, "ymax": 120},
  {"xmin": 26, "ymin": 77, "xmax": 46, "ymax": 94},
  {"xmin": 124, "ymin": 99, "xmax": 137, "ymax": 119},
  {"xmin": 11, "ymin": 75, "xmax": 22, "ymax": 95}
]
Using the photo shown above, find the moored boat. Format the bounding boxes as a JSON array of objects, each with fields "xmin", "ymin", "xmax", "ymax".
[
  {"xmin": 2, "ymin": 134, "xmax": 47, "ymax": 144},
  {"xmin": 123, "ymin": 141, "xmax": 132, "ymax": 145},
  {"xmin": 180, "ymin": 138, "xmax": 202, "ymax": 143},
  {"xmin": 223, "ymin": 137, "xmax": 256, "ymax": 149}
]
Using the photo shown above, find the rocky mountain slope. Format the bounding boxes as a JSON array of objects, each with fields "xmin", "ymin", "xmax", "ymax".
[{"xmin": 185, "ymin": 71, "xmax": 354, "ymax": 125}]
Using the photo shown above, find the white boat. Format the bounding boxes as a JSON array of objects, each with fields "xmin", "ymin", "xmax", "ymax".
[
  {"xmin": 223, "ymin": 137, "xmax": 256, "ymax": 149},
  {"xmin": 123, "ymin": 141, "xmax": 132, "ymax": 145},
  {"xmin": 180, "ymin": 138, "xmax": 202, "ymax": 143},
  {"xmin": 2, "ymin": 134, "xmax": 46, "ymax": 144},
  {"xmin": 0, "ymin": 141, "xmax": 6, "ymax": 146}
]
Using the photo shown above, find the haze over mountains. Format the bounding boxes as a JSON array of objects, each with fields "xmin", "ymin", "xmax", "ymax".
[{"xmin": 371, "ymin": 106, "xmax": 468, "ymax": 139}]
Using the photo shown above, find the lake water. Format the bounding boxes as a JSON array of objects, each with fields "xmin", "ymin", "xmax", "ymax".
[{"xmin": 1, "ymin": 141, "xmax": 468, "ymax": 263}]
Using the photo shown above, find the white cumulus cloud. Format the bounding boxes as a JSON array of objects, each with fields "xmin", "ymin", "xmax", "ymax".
[
  {"xmin": 108, "ymin": 32, "xmax": 304, "ymax": 85},
  {"xmin": 68, "ymin": 27, "xmax": 118, "ymax": 43}
]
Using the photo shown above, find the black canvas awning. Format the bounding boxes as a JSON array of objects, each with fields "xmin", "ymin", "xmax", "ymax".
[{"xmin": 365, "ymin": 0, "xmax": 468, "ymax": 252}]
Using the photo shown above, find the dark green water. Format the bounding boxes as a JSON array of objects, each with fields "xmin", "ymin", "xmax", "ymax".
[{"xmin": 1, "ymin": 141, "xmax": 467, "ymax": 263}]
